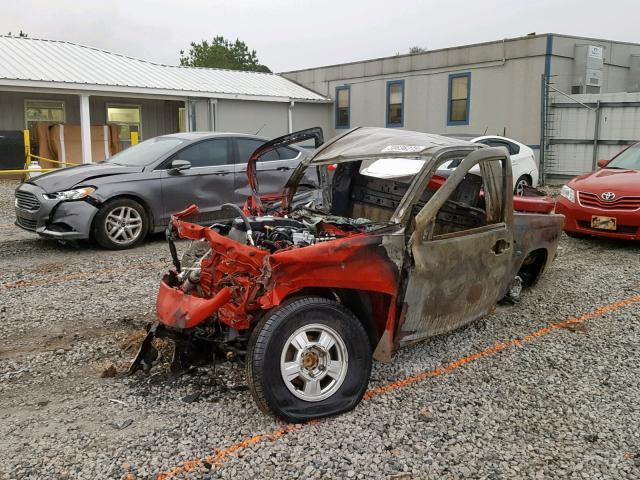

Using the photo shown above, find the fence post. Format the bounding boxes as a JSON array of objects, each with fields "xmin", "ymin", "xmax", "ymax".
[
  {"xmin": 23, "ymin": 129, "xmax": 31, "ymax": 167},
  {"xmin": 539, "ymin": 74, "xmax": 546, "ymax": 186},
  {"xmin": 591, "ymin": 100, "xmax": 601, "ymax": 171}
]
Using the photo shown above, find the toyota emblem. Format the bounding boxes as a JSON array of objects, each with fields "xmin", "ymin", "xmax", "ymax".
[{"xmin": 601, "ymin": 191, "xmax": 616, "ymax": 201}]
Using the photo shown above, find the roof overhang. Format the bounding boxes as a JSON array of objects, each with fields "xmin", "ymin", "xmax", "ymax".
[{"xmin": 0, "ymin": 79, "xmax": 332, "ymax": 103}]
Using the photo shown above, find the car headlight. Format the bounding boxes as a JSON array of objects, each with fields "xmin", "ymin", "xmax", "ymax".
[
  {"xmin": 560, "ymin": 185, "xmax": 575, "ymax": 203},
  {"xmin": 44, "ymin": 187, "xmax": 95, "ymax": 201}
]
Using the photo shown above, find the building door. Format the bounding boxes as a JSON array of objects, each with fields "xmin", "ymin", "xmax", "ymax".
[{"xmin": 107, "ymin": 104, "xmax": 141, "ymax": 149}]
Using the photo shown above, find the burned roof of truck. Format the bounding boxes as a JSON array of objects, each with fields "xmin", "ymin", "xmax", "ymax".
[{"xmin": 307, "ymin": 127, "xmax": 477, "ymax": 165}]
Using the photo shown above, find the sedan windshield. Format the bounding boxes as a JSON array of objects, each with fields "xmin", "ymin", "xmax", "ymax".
[
  {"xmin": 607, "ymin": 143, "xmax": 640, "ymax": 170},
  {"xmin": 105, "ymin": 137, "xmax": 185, "ymax": 167}
]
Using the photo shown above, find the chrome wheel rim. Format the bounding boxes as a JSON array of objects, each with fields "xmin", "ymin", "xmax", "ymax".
[
  {"xmin": 280, "ymin": 323, "xmax": 348, "ymax": 402},
  {"xmin": 515, "ymin": 179, "xmax": 529, "ymax": 196},
  {"xmin": 105, "ymin": 206, "xmax": 143, "ymax": 245}
]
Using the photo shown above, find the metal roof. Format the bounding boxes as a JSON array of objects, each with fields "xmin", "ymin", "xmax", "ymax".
[{"xmin": 0, "ymin": 36, "xmax": 329, "ymax": 102}]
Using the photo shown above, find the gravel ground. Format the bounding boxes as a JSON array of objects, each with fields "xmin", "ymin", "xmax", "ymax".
[{"xmin": 0, "ymin": 178, "xmax": 639, "ymax": 479}]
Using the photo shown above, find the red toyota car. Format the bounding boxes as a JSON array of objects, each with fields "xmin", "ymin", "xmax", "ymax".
[{"xmin": 556, "ymin": 142, "xmax": 640, "ymax": 240}]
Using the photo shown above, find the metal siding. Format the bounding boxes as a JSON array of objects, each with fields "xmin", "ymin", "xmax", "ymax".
[
  {"xmin": 600, "ymin": 100, "xmax": 640, "ymax": 139},
  {"xmin": 0, "ymin": 36, "xmax": 328, "ymax": 102},
  {"xmin": 0, "ymin": 91, "xmax": 182, "ymax": 139},
  {"xmin": 317, "ymin": 56, "xmax": 545, "ymax": 144},
  {"xmin": 216, "ymin": 99, "xmax": 289, "ymax": 138},
  {"xmin": 550, "ymin": 144, "xmax": 593, "ymax": 175},
  {"xmin": 0, "ymin": 91, "xmax": 80, "ymax": 129},
  {"xmin": 193, "ymin": 100, "xmax": 211, "ymax": 132},
  {"xmin": 292, "ymin": 103, "xmax": 331, "ymax": 136},
  {"xmin": 547, "ymin": 92, "xmax": 640, "ymax": 176}
]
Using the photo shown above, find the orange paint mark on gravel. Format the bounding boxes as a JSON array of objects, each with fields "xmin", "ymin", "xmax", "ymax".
[
  {"xmin": 154, "ymin": 423, "xmax": 307, "ymax": 480},
  {"xmin": 136, "ymin": 293, "xmax": 640, "ymax": 479},
  {"xmin": 0, "ymin": 261, "xmax": 166, "ymax": 290}
]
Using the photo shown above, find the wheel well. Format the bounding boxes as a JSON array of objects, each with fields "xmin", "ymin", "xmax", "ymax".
[
  {"xmin": 280, "ymin": 288, "xmax": 389, "ymax": 347},
  {"xmin": 517, "ymin": 248, "xmax": 548, "ymax": 287},
  {"xmin": 91, "ymin": 194, "xmax": 155, "ymax": 237},
  {"xmin": 514, "ymin": 174, "xmax": 532, "ymax": 187}
]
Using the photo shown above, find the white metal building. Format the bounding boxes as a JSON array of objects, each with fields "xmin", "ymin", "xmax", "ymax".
[
  {"xmin": 282, "ymin": 33, "xmax": 640, "ymax": 180},
  {"xmin": 0, "ymin": 35, "xmax": 331, "ymax": 165},
  {"xmin": 2, "ymin": 33, "xmax": 639, "ymax": 180}
]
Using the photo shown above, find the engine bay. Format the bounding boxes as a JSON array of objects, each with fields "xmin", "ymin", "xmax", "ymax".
[
  {"xmin": 225, "ymin": 216, "xmax": 335, "ymax": 252},
  {"xmin": 212, "ymin": 209, "xmax": 386, "ymax": 254}
]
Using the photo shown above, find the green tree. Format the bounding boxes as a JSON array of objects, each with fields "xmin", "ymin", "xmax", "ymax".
[
  {"xmin": 409, "ymin": 46, "xmax": 427, "ymax": 54},
  {"xmin": 179, "ymin": 36, "xmax": 271, "ymax": 72}
]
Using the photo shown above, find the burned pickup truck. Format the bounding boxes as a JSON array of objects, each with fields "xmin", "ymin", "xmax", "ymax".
[{"xmin": 130, "ymin": 127, "xmax": 563, "ymax": 422}]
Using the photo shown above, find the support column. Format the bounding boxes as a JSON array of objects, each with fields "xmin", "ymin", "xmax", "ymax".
[
  {"xmin": 184, "ymin": 99, "xmax": 190, "ymax": 132},
  {"xmin": 208, "ymin": 99, "xmax": 217, "ymax": 132},
  {"xmin": 79, "ymin": 94, "xmax": 92, "ymax": 164},
  {"xmin": 288, "ymin": 100, "xmax": 295, "ymax": 133},
  {"xmin": 591, "ymin": 100, "xmax": 601, "ymax": 171}
]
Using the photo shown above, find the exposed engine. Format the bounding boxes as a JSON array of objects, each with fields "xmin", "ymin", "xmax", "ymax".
[
  {"xmin": 173, "ymin": 215, "xmax": 346, "ymax": 298},
  {"xmin": 226, "ymin": 216, "xmax": 337, "ymax": 252}
]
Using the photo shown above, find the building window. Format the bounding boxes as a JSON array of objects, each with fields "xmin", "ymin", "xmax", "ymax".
[
  {"xmin": 386, "ymin": 80, "xmax": 404, "ymax": 127},
  {"xmin": 24, "ymin": 100, "xmax": 65, "ymax": 130},
  {"xmin": 335, "ymin": 86, "xmax": 350, "ymax": 129},
  {"xmin": 107, "ymin": 104, "xmax": 141, "ymax": 144},
  {"xmin": 448, "ymin": 72, "xmax": 471, "ymax": 125}
]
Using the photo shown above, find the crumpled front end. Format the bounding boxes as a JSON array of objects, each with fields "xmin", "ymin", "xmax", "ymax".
[
  {"xmin": 130, "ymin": 200, "xmax": 400, "ymax": 375},
  {"xmin": 156, "ymin": 275, "xmax": 232, "ymax": 329},
  {"xmin": 156, "ymin": 206, "xmax": 269, "ymax": 332}
]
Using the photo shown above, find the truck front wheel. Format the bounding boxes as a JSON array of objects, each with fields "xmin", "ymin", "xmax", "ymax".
[{"xmin": 246, "ymin": 297, "xmax": 372, "ymax": 422}]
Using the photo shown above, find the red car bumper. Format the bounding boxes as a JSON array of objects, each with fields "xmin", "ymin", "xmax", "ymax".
[
  {"xmin": 556, "ymin": 196, "xmax": 640, "ymax": 240},
  {"xmin": 156, "ymin": 278, "xmax": 232, "ymax": 329}
]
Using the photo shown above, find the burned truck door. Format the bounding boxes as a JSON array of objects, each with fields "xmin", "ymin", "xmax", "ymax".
[{"xmin": 398, "ymin": 148, "xmax": 514, "ymax": 345}]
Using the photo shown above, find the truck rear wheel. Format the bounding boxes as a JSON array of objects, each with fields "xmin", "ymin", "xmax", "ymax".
[{"xmin": 246, "ymin": 297, "xmax": 372, "ymax": 423}]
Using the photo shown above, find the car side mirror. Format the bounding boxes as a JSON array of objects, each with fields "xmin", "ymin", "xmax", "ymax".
[
  {"xmin": 169, "ymin": 159, "xmax": 191, "ymax": 174},
  {"xmin": 597, "ymin": 159, "xmax": 609, "ymax": 168}
]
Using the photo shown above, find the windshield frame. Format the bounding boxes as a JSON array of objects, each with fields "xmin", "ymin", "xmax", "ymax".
[
  {"xmin": 103, "ymin": 136, "xmax": 187, "ymax": 168},
  {"xmin": 605, "ymin": 142, "xmax": 640, "ymax": 170}
]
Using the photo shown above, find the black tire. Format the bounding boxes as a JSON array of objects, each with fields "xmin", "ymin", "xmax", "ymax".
[
  {"xmin": 93, "ymin": 198, "xmax": 149, "ymax": 250},
  {"xmin": 514, "ymin": 175, "xmax": 532, "ymax": 196},
  {"xmin": 246, "ymin": 296, "xmax": 372, "ymax": 423}
]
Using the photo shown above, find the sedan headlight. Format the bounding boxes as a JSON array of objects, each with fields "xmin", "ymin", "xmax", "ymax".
[
  {"xmin": 560, "ymin": 185, "xmax": 575, "ymax": 203},
  {"xmin": 44, "ymin": 187, "xmax": 95, "ymax": 201}
]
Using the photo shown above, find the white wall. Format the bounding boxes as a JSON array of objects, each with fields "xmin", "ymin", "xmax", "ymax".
[
  {"xmin": 216, "ymin": 99, "xmax": 288, "ymax": 138},
  {"xmin": 284, "ymin": 35, "xmax": 550, "ymax": 148},
  {"xmin": 293, "ymin": 56, "xmax": 546, "ymax": 148},
  {"xmin": 214, "ymin": 99, "xmax": 330, "ymax": 139},
  {"xmin": 284, "ymin": 34, "xmax": 640, "ymax": 160},
  {"xmin": 292, "ymin": 102, "xmax": 331, "ymax": 137}
]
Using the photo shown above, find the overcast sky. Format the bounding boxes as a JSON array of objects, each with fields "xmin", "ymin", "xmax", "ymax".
[{"xmin": 2, "ymin": 0, "xmax": 638, "ymax": 72}]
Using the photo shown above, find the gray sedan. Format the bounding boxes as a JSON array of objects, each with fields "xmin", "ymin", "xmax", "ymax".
[{"xmin": 14, "ymin": 132, "xmax": 313, "ymax": 249}]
